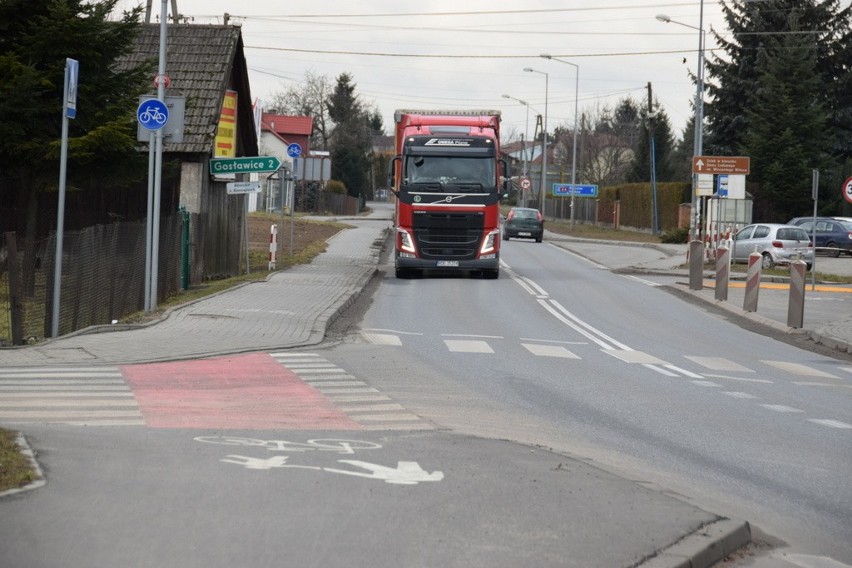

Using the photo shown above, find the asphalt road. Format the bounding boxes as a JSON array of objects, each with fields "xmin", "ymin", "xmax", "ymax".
[{"xmin": 334, "ymin": 237, "xmax": 852, "ymax": 563}]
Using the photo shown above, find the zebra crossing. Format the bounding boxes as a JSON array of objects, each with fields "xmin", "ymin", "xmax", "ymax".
[
  {"xmin": 270, "ymin": 352, "xmax": 434, "ymax": 431},
  {"xmin": 0, "ymin": 367, "xmax": 144, "ymax": 427}
]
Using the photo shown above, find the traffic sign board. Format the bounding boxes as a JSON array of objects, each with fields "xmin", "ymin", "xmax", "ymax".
[
  {"xmin": 210, "ymin": 156, "xmax": 282, "ymax": 174},
  {"xmin": 287, "ymin": 143, "xmax": 302, "ymax": 158},
  {"xmin": 137, "ymin": 98, "xmax": 169, "ymax": 131},
  {"xmin": 520, "ymin": 177, "xmax": 531, "ymax": 190},
  {"xmin": 844, "ymin": 176, "xmax": 852, "ymax": 204},
  {"xmin": 552, "ymin": 183, "xmax": 598, "ymax": 197},
  {"xmin": 692, "ymin": 155, "xmax": 750, "ymax": 175},
  {"xmin": 226, "ymin": 181, "xmax": 262, "ymax": 194}
]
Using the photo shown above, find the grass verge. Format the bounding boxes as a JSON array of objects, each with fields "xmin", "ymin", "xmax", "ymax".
[{"xmin": 0, "ymin": 430, "xmax": 38, "ymax": 493}]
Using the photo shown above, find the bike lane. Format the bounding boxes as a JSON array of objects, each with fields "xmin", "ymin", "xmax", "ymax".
[{"xmin": 0, "ymin": 426, "xmax": 725, "ymax": 568}]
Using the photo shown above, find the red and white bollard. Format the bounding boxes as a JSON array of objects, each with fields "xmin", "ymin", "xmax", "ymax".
[
  {"xmin": 268, "ymin": 224, "xmax": 278, "ymax": 270},
  {"xmin": 743, "ymin": 249, "xmax": 762, "ymax": 312}
]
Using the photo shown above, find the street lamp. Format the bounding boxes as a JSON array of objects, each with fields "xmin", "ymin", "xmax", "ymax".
[
  {"xmin": 657, "ymin": 1, "xmax": 705, "ymax": 241},
  {"xmin": 541, "ymin": 54, "xmax": 579, "ymax": 228},
  {"xmin": 524, "ymin": 67, "xmax": 549, "ymax": 215},
  {"xmin": 502, "ymin": 94, "xmax": 531, "ymax": 177}
]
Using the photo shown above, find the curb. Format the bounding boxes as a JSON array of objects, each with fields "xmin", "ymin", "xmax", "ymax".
[{"xmin": 637, "ymin": 519, "xmax": 752, "ymax": 568}]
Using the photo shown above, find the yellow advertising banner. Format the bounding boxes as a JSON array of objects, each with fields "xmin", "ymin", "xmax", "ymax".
[{"xmin": 214, "ymin": 89, "xmax": 238, "ymax": 157}]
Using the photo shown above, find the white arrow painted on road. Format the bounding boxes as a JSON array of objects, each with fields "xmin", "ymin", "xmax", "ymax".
[{"xmin": 324, "ymin": 460, "xmax": 444, "ymax": 485}]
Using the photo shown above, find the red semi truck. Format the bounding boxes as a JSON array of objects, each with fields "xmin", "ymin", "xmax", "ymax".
[{"xmin": 389, "ymin": 109, "xmax": 508, "ymax": 279}]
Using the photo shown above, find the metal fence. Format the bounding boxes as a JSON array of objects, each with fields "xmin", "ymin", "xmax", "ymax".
[{"xmin": 1, "ymin": 214, "xmax": 183, "ymax": 345}]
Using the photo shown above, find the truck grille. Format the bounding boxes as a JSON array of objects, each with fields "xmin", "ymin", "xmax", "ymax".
[{"xmin": 412, "ymin": 212, "xmax": 484, "ymax": 260}]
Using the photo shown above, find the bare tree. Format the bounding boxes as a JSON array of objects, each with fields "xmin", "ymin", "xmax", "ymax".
[
  {"xmin": 579, "ymin": 102, "xmax": 634, "ymax": 187},
  {"xmin": 265, "ymin": 70, "xmax": 334, "ymax": 149}
]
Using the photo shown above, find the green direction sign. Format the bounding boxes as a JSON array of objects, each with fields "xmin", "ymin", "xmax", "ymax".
[{"xmin": 209, "ymin": 156, "xmax": 281, "ymax": 175}]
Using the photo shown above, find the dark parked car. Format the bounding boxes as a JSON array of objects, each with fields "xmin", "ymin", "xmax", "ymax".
[
  {"xmin": 503, "ymin": 207, "xmax": 543, "ymax": 242},
  {"xmin": 788, "ymin": 217, "xmax": 852, "ymax": 257}
]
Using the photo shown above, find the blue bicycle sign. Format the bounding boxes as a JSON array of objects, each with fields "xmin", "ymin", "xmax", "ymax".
[
  {"xmin": 287, "ymin": 143, "xmax": 302, "ymax": 158},
  {"xmin": 137, "ymin": 98, "xmax": 169, "ymax": 131}
]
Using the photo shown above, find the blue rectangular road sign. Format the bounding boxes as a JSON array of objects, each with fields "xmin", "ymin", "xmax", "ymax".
[{"xmin": 552, "ymin": 183, "xmax": 598, "ymax": 197}]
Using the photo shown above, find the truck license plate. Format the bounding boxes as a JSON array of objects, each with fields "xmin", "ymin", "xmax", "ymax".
[{"xmin": 437, "ymin": 260, "xmax": 459, "ymax": 267}]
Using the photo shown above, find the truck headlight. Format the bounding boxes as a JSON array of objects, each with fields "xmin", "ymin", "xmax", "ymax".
[
  {"xmin": 479, "ymin": 229, "xmax": 500, "ymax": 255},
  {"xmin": 397, "ymin": 227, "xmax": 416, "ymax": 253}
]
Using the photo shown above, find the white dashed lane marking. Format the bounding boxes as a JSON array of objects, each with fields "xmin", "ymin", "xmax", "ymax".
[{"xmin": 521, "ymin": 343, "xmax": 579, "ymax": 359}]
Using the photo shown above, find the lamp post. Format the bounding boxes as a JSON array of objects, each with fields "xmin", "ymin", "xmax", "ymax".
[
  {"xmin": 657, "ymin": 0, "xmax": 705, "ymax": 241},
  {"xmin": 541, "ymin": 54, "xmax": 579, "ymax": 228},
  {"xmin": 524, "ymin": 67, "xmax": 549, "ymax": 215},
  {"xmin": 502, "ymin": 94, "xmax": 532, "ymax": 206},
  {"xmin": 502, "ymin": 94, "xmax": 531, "ymax": 177}
]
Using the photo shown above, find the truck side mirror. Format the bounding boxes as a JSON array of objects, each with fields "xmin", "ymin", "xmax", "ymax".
[{"xmin": 388, "ymin": 156, "xmax": 401, "ymax": 194}]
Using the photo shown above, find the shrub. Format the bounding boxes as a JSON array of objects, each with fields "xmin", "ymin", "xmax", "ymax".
[
  {"xmin": 325, "ymin": 179, "xmax": 347, "ymax": 195},
  {"xmin": 660, "ymin": 226, "xmax": 689, "ymax": 244}
]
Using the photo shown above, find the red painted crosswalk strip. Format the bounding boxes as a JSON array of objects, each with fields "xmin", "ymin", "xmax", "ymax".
[{"xmin": 121, "ymin": 352, "xmax": 362, "ymax": 430}]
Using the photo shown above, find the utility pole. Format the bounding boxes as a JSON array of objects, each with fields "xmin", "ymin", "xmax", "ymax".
[{"xmin": 647, "ymin": 82, "xmax": 659, "ymax": 235}]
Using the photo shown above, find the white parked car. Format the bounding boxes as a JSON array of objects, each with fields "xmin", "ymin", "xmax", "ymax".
[{"xmin": 731, "ymin": 223, "xmax": 814, "ymax": 270}]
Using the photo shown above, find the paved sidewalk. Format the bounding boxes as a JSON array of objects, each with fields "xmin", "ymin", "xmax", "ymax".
[{"xmin": 0, "ymin": 209, "xmax": 392, "ymax": 367}]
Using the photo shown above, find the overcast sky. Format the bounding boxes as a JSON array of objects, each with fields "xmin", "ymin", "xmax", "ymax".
[{"xmin": 115, "ymin": 1, "xmax": 736, "ymax": 141}]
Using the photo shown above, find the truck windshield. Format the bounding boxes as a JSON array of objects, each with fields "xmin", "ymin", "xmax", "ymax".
[{"xmin": 404, "ymin": 156, "xmax": 495, "ymax": 191}]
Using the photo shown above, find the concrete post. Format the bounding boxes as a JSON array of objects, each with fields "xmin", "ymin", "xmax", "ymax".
[
  {"xmin": 787, "ymin": 260, "xmax": 807, "ymax": 328},
  {"xmin": 743, "ymin": 251, "xmax": 762, "ymax": 312},
  {"xmin": 715, "ymin": 246, "xmax": 730, "ymax": 301},
  {"xmin": 689, "ymin": 240, "xmax": 704, "ymax": 290}
]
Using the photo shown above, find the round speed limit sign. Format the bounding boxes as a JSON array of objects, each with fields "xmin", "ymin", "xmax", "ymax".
[{"xmin": 844, "ymin": 176, "xmax": 852, "ymax": 204}]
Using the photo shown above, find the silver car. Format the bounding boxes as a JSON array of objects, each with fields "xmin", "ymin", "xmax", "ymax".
[{"xmin": 731, "ymin": 223, "xmax": 814, "ymax": 270}]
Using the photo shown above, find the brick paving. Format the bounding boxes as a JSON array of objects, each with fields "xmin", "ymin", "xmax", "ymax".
[{"xmin": 0, "ymin": 210, "xmax": 391, "ymax": 367}]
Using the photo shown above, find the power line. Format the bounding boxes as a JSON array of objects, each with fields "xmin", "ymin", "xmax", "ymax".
[{"xmin": 245, "ymin": 45, "xmax": 711, "ymax": 59}]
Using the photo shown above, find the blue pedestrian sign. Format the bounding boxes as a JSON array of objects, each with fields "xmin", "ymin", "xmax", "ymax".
[
  {"xmin": 287, "ymin": 143, "xmax": 302, "ymax": 158},
  {"xmin": 137, "ymin": 98, "xmax": 169, "ymax": 131},
  {"xmin": 552, "ymin": 183, "xmax": 598, "ymax": 197}
]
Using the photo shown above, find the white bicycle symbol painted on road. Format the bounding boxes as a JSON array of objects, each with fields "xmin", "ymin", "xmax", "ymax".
[
  {"xmin": 194, "ymin": 436, "xmax": 443, "ymax": 485},
  {"xmin": 193, "ymin": 436, "xmax": 382, "ymax": 454}
]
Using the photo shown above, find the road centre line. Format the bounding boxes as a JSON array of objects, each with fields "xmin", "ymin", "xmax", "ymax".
[
  {"xmin": 760, "ymin": 404, "xmax": 804, "ymax": 413},
  {"xmin": 644, "ymin": 364, "xmax": 680, "ymax": 377},
  {"xmin": 548, "ymin": 299, "xmax": 632, "ymax": 350},
  {"xmin": 548, "ymin": 243, "xmax": 609, "ymax": 269},
  {"xmin": 807, "ymin": 419, "xmax": 852, "ymax": 429},
  {"xmin": 663, "ymin": 365, "xmax": 704, "ymax": 378}
]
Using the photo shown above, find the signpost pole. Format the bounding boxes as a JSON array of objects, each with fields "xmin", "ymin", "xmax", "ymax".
[
  {"xmin": 810, "ymin": 169, "xmax": 819, "ymax": 289},
  {"xmin": 144, "ymin": 131, "xmax": 155, "ymax": 311},
  {"xmin": 149, "ymin": 0, "xmax": 169, "ymax": 311},
  {"xmin": 52, "ymin": 58, "xmax": 78, "ymax": 337}
]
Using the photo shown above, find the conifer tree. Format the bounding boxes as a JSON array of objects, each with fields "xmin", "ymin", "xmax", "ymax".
[
  {"xmin": 0, "ymin": 0, "xmax": 150, "ymax": 202},
  {"xmin": 327, "ymin": 73, "xmax": 372, "ymax": 199}
]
